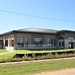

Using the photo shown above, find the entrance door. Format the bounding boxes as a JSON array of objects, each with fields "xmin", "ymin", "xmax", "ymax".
[{"xmin": 69, "ymin": 42, "xmax": 74, "ymax": 48}]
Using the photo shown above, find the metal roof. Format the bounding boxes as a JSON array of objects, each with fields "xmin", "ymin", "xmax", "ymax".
[
  {"xmin": 57, "ymin": 30, "xmax": 75, "ymax": 33},
  {"xmin": 1, "ymin": 28, "xmax": 75, "ymax": 36},
  {"xmin": 16, "ymin": 28, "xmax": 58, "ymax": 34}
]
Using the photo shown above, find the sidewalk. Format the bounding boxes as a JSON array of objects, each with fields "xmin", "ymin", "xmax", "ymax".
[{"xmin": 0, "ymin": 51, "xmax": 15, "ymax": 55}]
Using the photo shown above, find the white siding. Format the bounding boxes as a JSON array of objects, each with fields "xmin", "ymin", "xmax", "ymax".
[{"xmin": 65, "ymin": 39, "xmax": 75, "ymax": 48}]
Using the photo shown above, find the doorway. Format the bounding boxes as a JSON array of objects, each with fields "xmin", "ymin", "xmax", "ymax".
[{"xmin": 69, "ymin": 42, "xmax": 74, "ymax": 48}]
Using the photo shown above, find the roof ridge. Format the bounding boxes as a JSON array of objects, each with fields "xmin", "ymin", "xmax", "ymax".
[{"xmin": 17, "ymin": 28, "xmax": 58, "ymax": 31}]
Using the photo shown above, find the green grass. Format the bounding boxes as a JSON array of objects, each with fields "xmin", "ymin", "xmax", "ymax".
[
  {"xmin": 0, "ymin": 52, "xmax": 15, "ymax": 61},
  {"xmin": 15, "ymin": 48, "xmax": 75, "ymax": 54},
  {"xmin": 0, "ymin": 59, "xmax": 75, "ymax": 75},
  {"xmin": 0, "ymin": 49, "xmax": 8, "ymax": 53},
  {"xmin": 0, "ymin": 49, "xmax": 75, "ymax": 61}
]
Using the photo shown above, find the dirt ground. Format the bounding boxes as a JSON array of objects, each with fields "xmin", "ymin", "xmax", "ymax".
[{"xmin": 31, "ymin": 68, "xmax": 75, "ymax": 75}]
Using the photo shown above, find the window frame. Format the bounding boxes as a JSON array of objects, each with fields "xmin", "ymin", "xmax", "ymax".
[
  {"xmin": 25, "ymin": 37, "xmax": 28, "ymax": 47},
  {"xmin": 17, "ymin": 37, "xmax": 24, "ymax": 47},
  {"xmin": 34, "ymin": 38, "xmax": 43, "ymax": 47},
  {"xmin": 12, "ymin": 38, "xmax": 14, "ymax": 47},
  {"xmin": 47, "ymin": 38, "xmax": 51, "ymax": 46},
  {"xmin": 5, "ymin": 38, "xmax": 8, "ymax": 47}
]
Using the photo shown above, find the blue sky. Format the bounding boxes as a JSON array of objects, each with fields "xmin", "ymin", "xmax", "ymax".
[{"xmin": 0, "ymin": 0, "xmax": 75, "ymax": 33}]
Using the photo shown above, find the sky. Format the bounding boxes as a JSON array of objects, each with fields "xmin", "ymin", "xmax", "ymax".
[{"xmin": 0, "ymin": 0, "xmax": 75, "ymax": 33}]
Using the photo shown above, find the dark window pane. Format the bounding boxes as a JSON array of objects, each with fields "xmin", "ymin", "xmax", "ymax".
[
  {"xmin": 17, "ymin": 37, "xmax": 24, "ymax": 47},
  {"xmin": 51, "ymin": 38, "xmax": 53, "ymax": 46},
  {"xmin": 5, "ymin": 38, "xmax": 8, "ymax": 46},
  {"xmin": 62, "ymin": 42, "xmax": 64, "ymax": 47},
  {"xmin": 59, "ymin": 42, "xmax": 61, "ymax": 47},
  {"xmin": 54, "ymin": 39, "xmax": 56, "ymax": 46},
  {"xmin": 25, "ymin": 38, "xmax": 28, "ymax": 47},
  {"xmin": 47, "ymin": 38, "xmax": 51, "ymax": 46},
  {"xmin": 12, "ymin": 38, "xmax": 14, "ymax": 46},
  {"xmin": 34, "ymin": 38, "xmax": 42, "ymax": 47}
]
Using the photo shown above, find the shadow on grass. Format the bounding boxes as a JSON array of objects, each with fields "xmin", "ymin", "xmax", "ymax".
[{"xmin": 25, "ymin": 48, "xmax": 65, "ymax": 51}]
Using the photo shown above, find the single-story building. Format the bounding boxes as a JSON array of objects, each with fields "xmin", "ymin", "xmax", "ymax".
[{"xmin": 0, "ymin": 28, "xmax": 75, "ymax": 51}]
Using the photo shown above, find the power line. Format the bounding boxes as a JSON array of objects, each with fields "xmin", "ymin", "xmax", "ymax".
[{"xmin": 0, "ymin": 9, "xmax": 75, "ymax": 22}]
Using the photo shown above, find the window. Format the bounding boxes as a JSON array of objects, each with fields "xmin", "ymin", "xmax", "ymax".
[
  {"xmin": 62, "ymin": 42, "xmax": 64, "ymax": 47},
  {"xmin": 17, "ymin": 37, "xmax": 24, "ymax": 47},
  {"xmin": 34, "ymin": 38, "xmax": 42, "ymax": 47},
  {"xmin": 0, "ymin": 37, "xmax": 2, "ymax": 40},
  {"xmin": 5, "ymin": 38, "xmax": 8, "ymax": 46},
  {"xmin": 59, "ymin": 42, "xmax": 61, "ymax": 47},
  {"xmin": 68, "ymin": 37, "xmax": 74, "ymax": 40},
  {"xmin": 47, "ymin": 38, "xmax": 51, "ymax": 46},
  {"xmin": 59, "ymin": 41, "xmax": 64, "ymax": 48},
  {"xmin": 51, "ymin": 38, "xmax": 53, "ymax": 46},
  {"xmin": 54, "ymin": 39, "xmax": 56, "ymax": 46},
  {"xmin": 0, "ymin": 40, "xmax": 3, "ymax": 47},
  {"xmin": 12, "ymin": 38, "xmax": 14, "ymax": 46},
  {"xmin": 25, "ymin": 38, "xmax": 28, "ymax": 47},
  {"xmin": 47, "ymin": 38, "xmax": 55, "ymax": 47}
]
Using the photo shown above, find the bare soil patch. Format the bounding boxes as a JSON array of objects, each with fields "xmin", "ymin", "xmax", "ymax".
[{"xmin": 31, "ymin": 68, "xmax": 75, "ymax": 75}]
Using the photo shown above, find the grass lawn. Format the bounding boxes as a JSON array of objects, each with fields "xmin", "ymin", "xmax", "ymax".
[
  {"xmin": 0, "ymin": 48, "xmax": 75, "ymax": 61},
  {"xmin": 15, "ymin": 48, "xmax": 75, "ymax": 54},
  {"xmin": 0, "ymin": 58, "xmax": 75, "ymax": 75},
  {"xmin": 0, "ymin": 49, "xmax": 8, "ymax": 53}
]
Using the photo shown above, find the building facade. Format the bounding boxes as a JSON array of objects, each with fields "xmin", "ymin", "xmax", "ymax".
[{"xmin": 0, "ymin": 28, "xmax": 75, "ymax": 51}]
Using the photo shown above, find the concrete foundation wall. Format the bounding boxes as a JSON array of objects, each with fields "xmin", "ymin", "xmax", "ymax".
[
  {"xmin": 6, "ymin": 47, "xmax": 14, "ymax": 51},
  {"xmin": 14, "ymin": 44, "xmax": 56, "ymax": 50}
]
